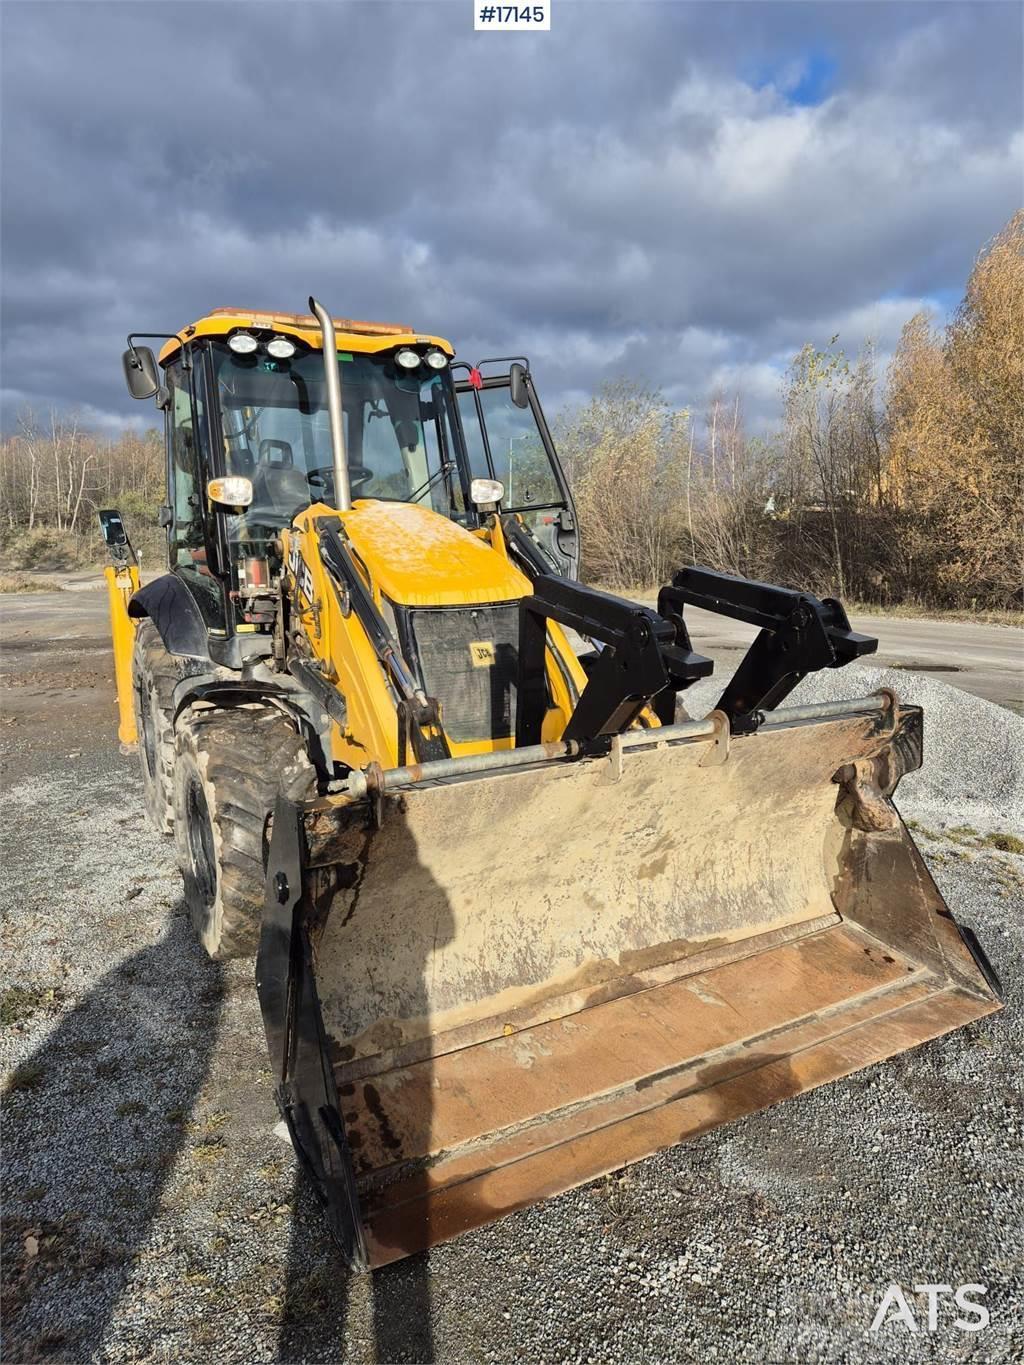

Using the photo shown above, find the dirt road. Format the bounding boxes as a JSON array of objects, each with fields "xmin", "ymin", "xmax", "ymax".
[
  {"xmin": 681, "ymin": 605, "xmax": 1024, "ymax": 714},
  {"xmin": 2, "ymin": 589, "xmax": 1022, "ymax": 1363}
]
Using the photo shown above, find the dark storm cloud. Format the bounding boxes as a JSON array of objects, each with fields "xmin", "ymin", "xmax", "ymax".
[{"xmin": 1, "ymin": 0, "xmax": 1020, "ymax": 432}]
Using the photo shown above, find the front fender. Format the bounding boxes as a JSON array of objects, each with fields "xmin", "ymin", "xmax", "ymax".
[{"xmin": 129, "ymin": 574, "xmax": 211, "ymax": 659}]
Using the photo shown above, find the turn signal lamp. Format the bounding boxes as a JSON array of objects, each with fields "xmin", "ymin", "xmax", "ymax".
[{"xmin": 208, "ymin": 476, "xmax": 254, "ymax": 507}]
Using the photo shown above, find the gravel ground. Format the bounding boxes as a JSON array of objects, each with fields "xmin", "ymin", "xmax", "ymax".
[{"xmin": 2, "ymin": 626, "xmax": 1022, "ymax": 1363}]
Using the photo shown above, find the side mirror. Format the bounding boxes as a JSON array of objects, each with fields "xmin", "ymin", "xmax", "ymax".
[
  {"xmin": 98, "ymin": 508, "xmax": 128, "ymax": 547},
  {"xmin": 509, "ymin": 362, "xmax": 530, "ymax": 409},
  {"xmin": 122, "ymin": 346, "xmax": 160, "ymax": 400}
]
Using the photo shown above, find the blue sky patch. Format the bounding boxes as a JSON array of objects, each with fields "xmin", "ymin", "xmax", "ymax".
[{"xmin": 750, "ymin": 49, "xmax": 838, "ymax": 106}]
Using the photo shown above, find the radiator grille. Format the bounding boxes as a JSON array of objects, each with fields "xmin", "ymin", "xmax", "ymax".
[{"xmin": 409, "ymin": 604, "xmax": 520, "ymax": 743}]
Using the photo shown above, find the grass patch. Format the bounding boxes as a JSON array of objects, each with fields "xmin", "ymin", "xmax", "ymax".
[
  {"xmin": 5, "ymin": 1062, "xmax": 45, "ymax": 1093},
  {"xmin": 1, "ymin": 985, "xmax": 61, "ymax": 1027},
  {"xmin": 846, "ymin": 600, "xmax": 1024, "ymax": 628},
  {"xmin": 184, "ymin": 1109, "xmax": 230, "ymax": 1137},
  {"xmin": 192, "ymin": 1137, "xmax": 227, "ymax": 1163},
  {"xmin": 279, "ymin": 1266, "xmax": 335, "ymax": 1320},
  {"xmin": 983, "ymin": 831, "xmax": 1024, "ymax": 855},
  {"xmin": 911, "ymin": 824, "xmax": 1023, "ymax": 857},
  {"xmin": 115, "ymin": 1099, "xmax": 146, "ymax": 1118},
  {"xmin": 905, "ymin": 820, "xmax": 941, "ymax": 840}
]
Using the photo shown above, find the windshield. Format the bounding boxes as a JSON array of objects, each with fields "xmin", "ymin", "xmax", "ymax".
[{"xmin": 210, "ymin": 342, "xmax": 464, "ymax": 538}]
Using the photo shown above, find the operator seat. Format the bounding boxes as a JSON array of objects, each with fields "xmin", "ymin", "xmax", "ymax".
[{"xmin": 248, "ymin": 440, "xmax": 312, "ymax": 523}]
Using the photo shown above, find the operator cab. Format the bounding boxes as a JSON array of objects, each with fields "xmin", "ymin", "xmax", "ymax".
[{"xmin": 120, "ymin": 307, "xmax": 578, "ymax": 649}]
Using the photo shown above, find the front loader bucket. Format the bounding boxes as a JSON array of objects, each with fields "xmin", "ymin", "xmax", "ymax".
[{"xmin": 257, "ymin": 693, "xmax": 1001, "ymax": 1268}]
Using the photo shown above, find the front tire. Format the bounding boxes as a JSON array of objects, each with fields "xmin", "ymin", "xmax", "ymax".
[
  {"xmin": 131, "ymin": 619, "xmax": 179, "ymax": 835},
  {"xmin": 172, "ymin": 705, "xmax": 316, "ymax": 959}
]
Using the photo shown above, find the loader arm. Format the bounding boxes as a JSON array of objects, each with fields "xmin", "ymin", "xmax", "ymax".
[
  {"xmin": 516, "ymin": 574, "xmax": 712, "ymax": 747},
  {"xmin": 660, "ymin": 567, "xmax": 878, "ymax": 732}
]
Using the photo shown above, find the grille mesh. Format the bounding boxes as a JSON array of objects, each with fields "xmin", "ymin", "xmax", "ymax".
[{"xmin": 410, "ymin": 604, "xmax": 520, "ymax": 743}]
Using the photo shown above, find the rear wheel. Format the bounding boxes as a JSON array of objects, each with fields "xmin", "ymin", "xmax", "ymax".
[
  {"xmin": 172, "ymin": 705, "xmax": 315, "ymax": 959},
  {"xmin": 131, "ymin": 619, "xmax": 179, "ymax": 835}
]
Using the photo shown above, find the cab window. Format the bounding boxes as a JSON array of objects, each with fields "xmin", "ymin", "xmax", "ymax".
[{"xmin": 165, "ymin": 360, "xmax": 205, "ymax": 568}]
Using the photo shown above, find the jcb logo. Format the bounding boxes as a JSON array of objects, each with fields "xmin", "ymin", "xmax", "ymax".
[
  {"xmin": 870, "ymin": 1282, "xmax": 989, "ymax": 1333},
  {"xmin": 469, "ymin": 641, "xmax": 496, "ymax": 668}
]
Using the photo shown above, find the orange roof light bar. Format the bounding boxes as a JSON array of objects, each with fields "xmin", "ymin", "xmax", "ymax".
[{"xmin": 205, "ymin": 307, "xmax": 411, "ymax": 336}]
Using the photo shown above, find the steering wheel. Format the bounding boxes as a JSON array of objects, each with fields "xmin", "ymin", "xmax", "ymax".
[{"xmin": 307, "ymin": 465, "xmax": 375, "ymax": 497}]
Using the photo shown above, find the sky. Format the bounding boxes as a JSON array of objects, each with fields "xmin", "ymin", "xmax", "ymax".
[{"xmin": 1, "ymin": 0, "xmax": 1021, "ymax": 436}]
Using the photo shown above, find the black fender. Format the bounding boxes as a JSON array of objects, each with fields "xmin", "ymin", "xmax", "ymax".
[
  {"xmin": 169, "ymin": 676, "xmax": 331, "ymax": 780},
  {"xmin": 129, "ymin": 574, "xmax": 211, "ymax": 659}
]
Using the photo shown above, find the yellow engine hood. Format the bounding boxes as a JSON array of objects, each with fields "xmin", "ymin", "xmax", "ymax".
[{"xmin": 339, "ymin": 500, "xmax": 530, "ymax": 607}]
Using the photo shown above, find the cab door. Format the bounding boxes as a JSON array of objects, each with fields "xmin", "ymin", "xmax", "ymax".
[{"xmin": 454, "ymin": 360, "xmax": 580, "ymax": 579}]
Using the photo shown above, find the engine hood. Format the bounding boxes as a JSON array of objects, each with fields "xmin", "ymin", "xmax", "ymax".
[{"xmin": 338, "ymin": 499, "xmax": 530, "ymax": 607}]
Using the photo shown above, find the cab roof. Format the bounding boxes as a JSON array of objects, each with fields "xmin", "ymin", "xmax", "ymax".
[{"xmin": 157, "ymin": 308, "xmax": 455, "ymax": 366}]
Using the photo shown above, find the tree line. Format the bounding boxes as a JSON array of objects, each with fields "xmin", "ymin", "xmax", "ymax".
[
  {"xmin": 1, "ymin": 213, "xmax": 1020, "ymax": 608},
  {"xmin": 0, "ymin": 418, "xmax": 165, "ymax": 568}
]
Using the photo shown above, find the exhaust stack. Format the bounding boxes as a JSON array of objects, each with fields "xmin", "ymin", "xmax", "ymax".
[{"xmin": 308, "ymin": 296, "xmax": 351, "ymax": 512}]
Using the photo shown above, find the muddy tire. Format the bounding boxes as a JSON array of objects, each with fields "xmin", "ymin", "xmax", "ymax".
[
  {"xmin": 131, "ymin": 618, "xmax": 180, "ymax": 835},
  {"xmin": 172, "ymin": 705, "xmax": 316, "ymax": 960}
]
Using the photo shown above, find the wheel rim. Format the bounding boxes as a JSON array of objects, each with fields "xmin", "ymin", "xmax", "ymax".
[{"xmin": 185, "ymin": 774, "xmax": 217, "ymax": 908}]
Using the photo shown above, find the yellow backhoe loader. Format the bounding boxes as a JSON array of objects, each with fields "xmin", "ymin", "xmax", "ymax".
[{"xmin": 101, "ymin": 298, "xmax": 1002, "ymax": 1268}]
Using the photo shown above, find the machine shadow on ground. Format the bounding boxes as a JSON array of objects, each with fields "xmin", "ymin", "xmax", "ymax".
[
  {"xmin": 276, "ymin": 809, "xmax": 453, "ymax": 1364},
  {"xmin": 1, "ymin": 913, "xmax": 225, "ymax": 1362},
  {"xmin": 277, "ymin": 1178, "xmax": 436, "ymax": 1364}
]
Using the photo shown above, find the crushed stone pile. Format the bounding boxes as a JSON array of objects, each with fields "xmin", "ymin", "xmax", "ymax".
[{"xmin": 685, "ymin": 662, "xmax": 1024, "ymax": 836}]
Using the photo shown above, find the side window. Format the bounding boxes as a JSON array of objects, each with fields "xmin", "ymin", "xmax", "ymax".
[
  {"xmin": 456, "ymin": 373, "xmax": 580, "ymax": 577},
  {"xmin": 476, "ymin": 385, "xmax": 561, "ymax": 511},
  {"xmin": 166, "ymin": 360, "xmax": 205, "ymax": 567}
]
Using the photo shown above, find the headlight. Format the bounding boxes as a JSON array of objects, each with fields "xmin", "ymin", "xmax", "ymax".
[
  {"xmin": 395, "ymin": 347, "xmax": 421, "ymax": 369},
  {"xmin": 228, "ymin": 332, "xmax": 259, "ymax": 355},
  {"xmin": 208, "ymin": 476, "xmax": 253, "ymax": 507},
  {"xmin": 424, "ymin": 348, "xmax": 448, "ymax": 370},
  {"xmin": 470, "ymin": 477, "xmax": 505, "ymax": 506},
  {"xmin": 266, "ymin": 335, "xmax": 296, "ymax": 359}
]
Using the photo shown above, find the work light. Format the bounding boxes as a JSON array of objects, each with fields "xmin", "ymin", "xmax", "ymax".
[
  {"xmin": 227, "ymin": 332, "xmax": 259, "ymax": 355},
  {"xmin": 424, "ymin": 348, "xmax": 449, "ymax": 370},
  {"xmin": 395, "ymin": 348, "xmax": 421, "ymax": 369},
  {"xmin": 266, "ymin": 335, "xmax": 297, "ymax": 359}
]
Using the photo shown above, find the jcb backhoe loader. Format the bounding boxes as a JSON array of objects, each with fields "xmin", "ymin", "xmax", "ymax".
[{"xmin": 102, "ymin": 298, "xmax": 1001, "ymax": 1268}]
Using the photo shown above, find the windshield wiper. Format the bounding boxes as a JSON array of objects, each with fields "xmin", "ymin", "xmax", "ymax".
[{"xmin": 408, "ymin": 461, "xmax": 456, "ymax": 505}]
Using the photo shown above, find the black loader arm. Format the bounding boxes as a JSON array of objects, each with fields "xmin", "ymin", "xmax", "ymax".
[
  {"xmin": 660, "ymin": 568, "xmax": 878, "ymax": 733},
  {"xmin": 516, "ymin": 575, "xmax": 713, "ymax": 748}
]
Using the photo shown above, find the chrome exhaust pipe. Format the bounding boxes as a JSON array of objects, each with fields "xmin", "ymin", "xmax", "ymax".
[{"xmin": 308, "ymin": 296, "xmax": 351, "ymax": 512}]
